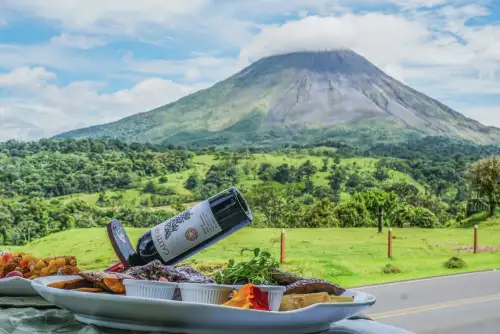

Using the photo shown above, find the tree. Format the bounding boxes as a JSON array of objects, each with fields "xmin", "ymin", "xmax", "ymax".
[
  {"xmin": 373, "ymin": 167, "xmax": 389, "ymax": 182},
  {"xmin": 258, "ymin": 163, "xmax": 277, "ymax": 181},
  {"xmin": 303, "ymin": 199, "xmax": 338, "ymax": 227},
  {"xmin": 303, "ymin": 179, "xmax": 314, "ymax": 193},
  {"xmin": 354, "ymin": 189, "xmax": 398, "ymax": 232},
  {"xmin": 333, "ymin": 200, "xmax": 372, "ymax": 227},
  {"xmin": 274, "ymin": 164, "xmax": 295, "ymax": 184},
  {"xmin": 384, "ymin": 182, "xmax": 419, "ymax": 201},
  {"xmin": 345, "ymin": 173, "xmax": 363, "ymax": 194},
  {"xmin": 412, "ymin": 207, "xmax": 439, "ymax": 228},
  {"xmin": 313, "ymin": 186, "xmax": 333, "ymax": 201},
  {"xmin": 204, "ymin": 162, "xmax": 241, "ymax": 190},
  {"xmin": 297, "ymin": 160, "xmax": 317, "ymax": 181},
  {"xmin": 392, "ymin": 205, "xmax": 415, "ymax": 228},
  {"xmin": 143, "ymin": 181, "xmax": 156, "ymax": 193},
  {"xmin": 247, "ymin": 184, "xmax": 300, "ymax": 228},
  {"xmin": 392, "ymin": 205, "xmax": 438, "ymax": 228},
  {"xmin": 468, "ymin": 157, "xmax": 500, "ymax": 215},
  {"xmin": 185, "ymin": 175, "xmax": 199, "ymax": 190},
  {"xmin": 97, "ymin": 192, "xmax": 108, "ymax": 206},
  {"xmin": 328, "ymin": 166, "xmax": 346, "ymax": 204},
  {"xmin": 321, "ymin": 158, "xmax": 329, "ymax": 172}
]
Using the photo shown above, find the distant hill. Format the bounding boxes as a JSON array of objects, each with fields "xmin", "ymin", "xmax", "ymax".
[{"xmin": 56, "ymin": 50, "xmax": 500, "ymax": 147}]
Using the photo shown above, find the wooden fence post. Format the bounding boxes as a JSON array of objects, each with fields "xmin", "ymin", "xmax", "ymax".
[
  {"xmin": 474, "ymin": 225, "xmax": 478, "ymax": 254},
  {"xmin": 281, "ymin": 229, "xmax": 286, "ymax": 264},
  {"xmin": 388, "ymin": 228, "xmax": 393, "ymax": 258}
]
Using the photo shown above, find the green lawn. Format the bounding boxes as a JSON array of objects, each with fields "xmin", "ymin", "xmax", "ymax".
[{"xmin": 10, "ymin": 226, "xmax": 500, "ymax": 288}]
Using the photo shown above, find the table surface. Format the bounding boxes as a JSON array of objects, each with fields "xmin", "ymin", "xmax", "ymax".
[{"xmin": 0, "ymin": 305, "xmax": 415, "ymax": 334}]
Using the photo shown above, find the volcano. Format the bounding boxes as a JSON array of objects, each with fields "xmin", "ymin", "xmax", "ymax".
[{"xmin": 56, "ymin": 50, "xmax": 500, "ymax": 147}]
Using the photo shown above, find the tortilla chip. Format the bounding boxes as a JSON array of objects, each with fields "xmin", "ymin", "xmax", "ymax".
[
  {"xmin": 79, "ymin": 271, "xmax": 131, "ymax": 293},
  {"xmin": 101, "ymin": 277, "xmax": 126, "ymax": 293},
  {"xmin": 48, "ymin": 278, "xmax": 93, "ymax": 290}
]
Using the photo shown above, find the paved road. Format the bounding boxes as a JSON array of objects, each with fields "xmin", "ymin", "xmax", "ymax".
[{"xmin": 357, "ymin": 270, "xmax": 500, "ymax": 333}]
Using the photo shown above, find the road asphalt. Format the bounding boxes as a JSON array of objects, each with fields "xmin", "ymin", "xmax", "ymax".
[{"xmin": 357, "ymin": 270, "xmax": 500, "ymax": 333}]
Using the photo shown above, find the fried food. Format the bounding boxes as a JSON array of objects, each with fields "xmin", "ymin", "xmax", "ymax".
[
  {"xmin": 57, "ymin": 265, "xmax": 81, "ymax": 276},
  {"xmin": 48, "ymin": 278, "xmax": 91, "ymax": 290},
  {"xmin": 101, "ymin": 277, "xmax": 126, "ymax": 293},
  {"xmin": 47, "ymin": 271, "xmax": 135, "ymax": 294},
  {"xmin": 0, "ymin": 252, "xmax": 80, "ymax": 279},
  {"xmin": 79, "ymin": 271, "xmax": 135, "ymax": 293}
]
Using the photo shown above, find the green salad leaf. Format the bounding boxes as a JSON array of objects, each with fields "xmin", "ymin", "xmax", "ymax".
[{"xmin": 214, "ymin": 248, "xmax": 279, "ymax": 285}]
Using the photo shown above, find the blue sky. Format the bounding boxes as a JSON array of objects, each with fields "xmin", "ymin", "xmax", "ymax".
[{"xmin": 0, "ymin": 0, "xmax": 499, "ymax": 141}]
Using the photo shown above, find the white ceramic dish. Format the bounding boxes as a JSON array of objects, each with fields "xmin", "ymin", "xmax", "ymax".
[
  {"xmin": 178, "ymin": 282, "xmax": 233, "ymax": 305},
  {"xmin": 0, "ymin": 250, "xmax": 38, "ymax": 296},
  {"xmin": 0, "ymin": 276, "xmax": 39, "ymax": 296},
  {"xmin": 233, "ymin": 284, "xmax": 286, "ymax": 311},
  {"xmin": 32, "ymin": 275, "xmax": 376, "ymax": 334},
  {"xmin": 123, "ymin": 279, "xmax": 177, "ymax": 300}
]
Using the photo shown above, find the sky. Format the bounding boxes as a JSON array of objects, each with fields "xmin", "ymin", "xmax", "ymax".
[{"xmin": 0, "ymin": 0, "xmax": 499, "ymax": 141}]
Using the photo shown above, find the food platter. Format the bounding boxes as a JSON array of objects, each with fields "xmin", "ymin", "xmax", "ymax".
[
  {"xmin": 32, "ymin": 275, "xmax": 376, "ymax": 334},
  {"xmin": 0, "ymin": 276, "xmax": 39, "ymax": 296},
  {"xmin": 0, "ymin": 250, "xmax": 81, "ymax": 297},
  {"xmin": 0, "ymin": 250, "xmax": 39, "ymax": 296}
]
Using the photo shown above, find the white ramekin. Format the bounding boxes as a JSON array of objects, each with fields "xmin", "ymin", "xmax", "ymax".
[
  {"xmin": 233, "ymin": 284, "xmax": 286, "ymax": 311},
  {"xmin": 123, "ymin": 279, "xmax": 178, "ymax": 301},
  {"xmin": 178, "ymin": 283, "xmax": 233, "ymax": 305}
]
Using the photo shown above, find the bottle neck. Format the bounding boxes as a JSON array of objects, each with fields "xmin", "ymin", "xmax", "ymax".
[{"xmin": 127, "ymin": 252, "xmax": 146, "ymax": 267}]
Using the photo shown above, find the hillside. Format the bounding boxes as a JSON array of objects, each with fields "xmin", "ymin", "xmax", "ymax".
[
  {"xmin": 56, "ymin": 50, "xmax": 500, "ymax": 147},
  {"xmin": 1, "ymin": 137, "xmax": 496, "ymax": 246},
  {"xmin": 59, "ymin": 153, "xmax": 423, "ymax": 211}
]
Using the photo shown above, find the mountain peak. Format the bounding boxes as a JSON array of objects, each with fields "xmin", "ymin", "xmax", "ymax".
[
  {"xmin": 243, "ymin": 49, "xmax": 382, "ymax": 76},
  {"xmin": 56, "ymin": 50, "xmax": 500, "ymax": 147}
]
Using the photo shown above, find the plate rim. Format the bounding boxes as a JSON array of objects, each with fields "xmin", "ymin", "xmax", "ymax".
[
  {"xmin": 0, "ymin": 276, "xmax": 32, "ymax": 283},
  {"xmin": 0, "ymin": 275, "xmax": 38, "ymax": 296},
  {"xmin": 31, "ymin": 275, "xmax": 376, "ymax": 314}
]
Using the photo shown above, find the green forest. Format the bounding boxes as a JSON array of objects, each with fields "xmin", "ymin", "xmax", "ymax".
[{"xmin": 1, "ymin": 136, "xmax": 500, "ymax": 246}]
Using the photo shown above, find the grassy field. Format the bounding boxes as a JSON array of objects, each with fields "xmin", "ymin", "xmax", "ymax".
[
  {"xmin": 57, "ymin": 154, "xmax": 425, "ymax": 211},
  {"xmin": 10, "ymin": 226, "xmax": 500, "ymax": 288}
]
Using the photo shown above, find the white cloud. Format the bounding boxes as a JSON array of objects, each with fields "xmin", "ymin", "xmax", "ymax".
[
  {"xmin": 0, "ymin": 66, "xmax": 205, "ymax": 141},
  {"xmin": 238, "ymin": 10, "xmax": 500, "ymax": 100},
  {"xmin": 5, "ymin": 0, "xmax": 209, "ymax": 35},
  {"xmin": 239, "ymin": 14, "xmax": 431, "ymax": 65},
  {"xmin": 50, "ymin": 33, "xmax": 106, "ymax": 49},
  {"xmin": 0, "ymin": 66, "xmax": 56, "ymax": 88}
]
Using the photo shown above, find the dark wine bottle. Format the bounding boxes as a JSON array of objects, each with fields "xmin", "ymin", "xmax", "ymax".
[{"xmin": 127, "ymin": 187, "xmax": 252, "ymax": 266}]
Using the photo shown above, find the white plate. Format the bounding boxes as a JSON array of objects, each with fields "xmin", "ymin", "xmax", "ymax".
[
  {"xmin": 0, "ymin": 277, "xmax": 39, "ymax": 296},
  {"xmin": 32, "ymin": 276, "xmax": 376, "ymax": 334}
]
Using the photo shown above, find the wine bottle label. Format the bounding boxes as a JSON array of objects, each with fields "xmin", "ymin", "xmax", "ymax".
[{"xmin": 150, "ymin": 200, "xmax": 222, "ymax": 262}]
